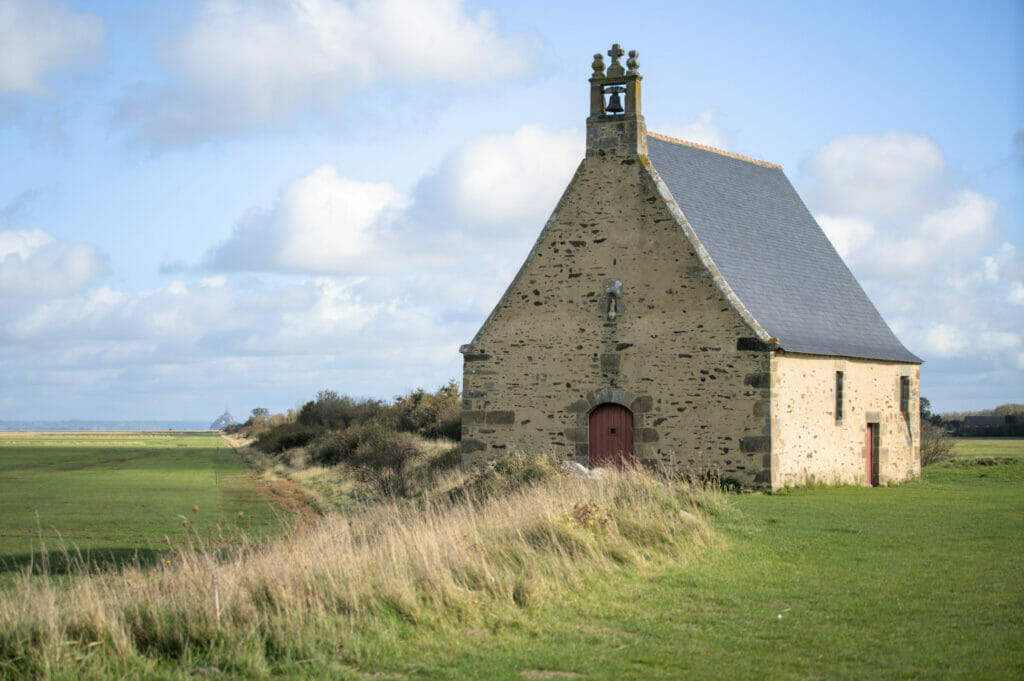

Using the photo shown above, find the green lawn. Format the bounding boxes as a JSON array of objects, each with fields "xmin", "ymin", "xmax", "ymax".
[
  {"xmin": 2, "ymin": 436, "xmax": 1021, "ymax": 679},
  {"xmin": 0, "ymin": 431, "xmax": 283, "ymax": 574},
  {"xmin": 340, "ymin": 448, "xmax": 1024, "ymax": 680},
  {"xmin": 952, "ymin": 437, "xmax": 1024, "ymax": 458}
]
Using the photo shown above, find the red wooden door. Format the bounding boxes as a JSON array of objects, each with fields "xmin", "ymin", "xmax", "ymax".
[
  {"xmin": 589, "ymin": 404, "xmax": 634, "ymax": 469},
  {"xmin": 866, "ymin": 423, "xmax": 880, "ymax": 487}
]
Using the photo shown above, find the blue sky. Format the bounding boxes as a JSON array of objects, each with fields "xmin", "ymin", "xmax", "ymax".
[{"xmin": 1, "ymin": 0, "xmax": 1021, "ymax": 420}]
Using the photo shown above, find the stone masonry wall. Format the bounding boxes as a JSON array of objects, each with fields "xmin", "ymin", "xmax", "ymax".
[
  {"xmin": 770, "ymin": 353, "xmax": 921, "ymax": 488},
  {"xmin": 461, "ymin": 148, "xmax": 774, "ymax": 486}
]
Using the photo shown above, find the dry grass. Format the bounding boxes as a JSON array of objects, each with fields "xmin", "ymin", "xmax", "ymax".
[{"xmin": 0, "ymin": 467, "xmax": 719, "ymax": 678}]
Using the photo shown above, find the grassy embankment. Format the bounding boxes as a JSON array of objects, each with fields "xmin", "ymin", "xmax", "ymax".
[
  {"xmin": 0, "ymin": 454, "xmax": 718, "ymax": 680},
  {"xmin": 0, "ymin": 432, "xmax": 290, "ymax": 575},
  {"xmin": 1, "ymin": 436, "xmax": 1021, "ymax": 679}
]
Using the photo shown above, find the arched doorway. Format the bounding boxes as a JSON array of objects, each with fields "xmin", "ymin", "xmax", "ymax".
[{"xmin": 589, "ymin": 403, "xmax": 634, "ymax": 469}]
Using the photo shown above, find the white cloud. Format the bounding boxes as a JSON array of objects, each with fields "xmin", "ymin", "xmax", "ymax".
[
  {"xmin": 817, "ymin": 215, "xmax": 875, "ymax": 259},
  {"xmin": 804, "ymin": 131, "xmax": 1023, "ymax": 399},
  {"xmin": 414, "ymin": 124, "xmax": 582, "ymax": 229},
  {"xmin": 0, "ymin": 227, "xmax": 108, "ymax": 298},
  {"xmin": 115, "ymin": 0, "xmax": 535, "ymax": 144},
  {"xmin": 0, "ymin": 272, "xmax": 472, "ymax": 418},
  {"xmin": 918, "ymin": 322, "xmax": 970, "ymax": 358},
  {"xmin": 807, "ymin": 131, "xmax": 945, "ymax": 216},
  {"xmin": 204, "ymin": 164, "xmax": 408, "ymax": 273},
  {"xmin": 0, "ymin": 0, "xmax": 104, "ymax": 95},
  {"xmin": 651, "ymin": 110, "xmax": 731, "ymax": 151},
  {"xmin": 869, "ymin": 190, "xmax": 998, "ymax": 278},
  {"xmin": 1009, "ymin": 282, "xmax": 1024, "ymax": 305},
  {"xmin": 978, "ymin": 331, "xmax": 1021, "ymax": 353},
  {"xmin": 204, "ymin": 124, "xmax": 581, "ymax": 274}
]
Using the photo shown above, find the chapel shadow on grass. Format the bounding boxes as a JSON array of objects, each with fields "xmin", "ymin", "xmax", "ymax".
[{"xmin": 0, "ymin": 546, "xmax": 166, "ymax": 577}]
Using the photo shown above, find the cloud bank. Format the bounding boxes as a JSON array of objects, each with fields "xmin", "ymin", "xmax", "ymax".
[
  {"xmin": 0, "ymin": 0, "xmax": 104, "ymax": 95},
  {"xmin": 810, "ymin": 131, "xmax": 1024, "ymax": 383},
  {"xmin": 201, "ymin": 124, "xmax": 582, "ymax": 274},
  {"xmin": 115, "ymin": 0, "xmax": 536, "ymax": 145},
  {"xmin": 0, "ymin": 227, "xmax": 108, "ymax": 298}
]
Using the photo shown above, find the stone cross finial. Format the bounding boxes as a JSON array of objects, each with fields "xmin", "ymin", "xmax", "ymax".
[
  {"xmin": 626, "ymin": 50, "xmax": 639, "ymax": 75},
  {"xmin": 591, "ymin": 53, "xmax": 605, "ymax": 77},
  {"xmin": 606, "ymin": 43, "xmax": 625, "ymax": 76}
]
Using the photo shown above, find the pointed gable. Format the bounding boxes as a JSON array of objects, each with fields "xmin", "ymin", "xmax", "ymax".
[{"xmin": 646, "ymin": 133, "xmax": 920, "ymax": 364}]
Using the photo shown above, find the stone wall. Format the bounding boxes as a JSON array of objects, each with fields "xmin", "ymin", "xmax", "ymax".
[
  {"xmin": 460, "ymin": 148, "xmax": 774, "ymax": 486},
  {"xmin": 770, "ymin": 353, "xmax": 921, "ymax": 487}
]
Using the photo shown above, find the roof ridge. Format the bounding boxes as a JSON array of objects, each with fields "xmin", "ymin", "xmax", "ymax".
[{"xmin": 647, "ymin": 131, "xmax": 782, "ymax": 169}]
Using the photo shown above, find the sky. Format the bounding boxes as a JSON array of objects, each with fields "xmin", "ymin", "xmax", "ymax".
[{"xmin": 0, "ymin": 0, "xmax": 1021, "ymax": 421}]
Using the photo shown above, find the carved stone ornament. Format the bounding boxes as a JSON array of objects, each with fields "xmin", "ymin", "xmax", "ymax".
[
  {"xmin": 626, "ymin": 50, "xmax": 640, "ymax": 75},
  {"xmin": 591, "ymin": 53, "xmax": 605, "ymax": 77},
  {"xmin": 606, "ymin": 43, "xmax": 625, "ymax": 77}
]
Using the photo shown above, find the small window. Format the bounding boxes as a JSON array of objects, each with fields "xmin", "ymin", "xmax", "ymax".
[
  {"xmin": 835, "ymin": 371, "xmax": 844, "ymax": 422},
  {"xmin": 609, "ymin": 427, "xmax": 616, "ymax": 434},
  {"xmin": 900, "ymin": 376, "xmax": 910, "ymax": 416}
]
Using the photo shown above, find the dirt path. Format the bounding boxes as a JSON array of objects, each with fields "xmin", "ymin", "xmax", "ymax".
[{"xmin": 220, "ymin": 433, "xmax": 320, "ymax": 519}]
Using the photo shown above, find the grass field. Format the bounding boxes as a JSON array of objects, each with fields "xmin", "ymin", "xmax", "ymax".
[
  {"xmin": 330, "ymin": 450, "xmax": 1020, "ymax": 681},
  {"xmin": 1, "ymin": 438, "xmax": 1021, "ymax": 679},
  {"xmin": 0, "ymin": 432, "xmax": 288, "ymax": 575},
  {"xmin": 952, "ymin": 437, "xmax": 1024, "ymax": 458}
]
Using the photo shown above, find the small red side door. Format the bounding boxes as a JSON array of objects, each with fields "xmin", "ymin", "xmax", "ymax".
[
  {"xmin": 866, "ymin": 423, "xmax": 880, "ymax": 487},
  {"xmin": 589, "ymin": 404, "xmax": 634, "ymax": 469}
]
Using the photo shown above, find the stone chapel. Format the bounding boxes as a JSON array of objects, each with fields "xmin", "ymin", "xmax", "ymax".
[{"xmin": 459, "ymin": 45, "xmax": 922, "ymax": 489}]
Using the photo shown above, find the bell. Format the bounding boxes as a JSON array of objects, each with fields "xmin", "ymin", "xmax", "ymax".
[{"xmin": 605, "ymin": 87, "xmax": 624, "ymax": 114}]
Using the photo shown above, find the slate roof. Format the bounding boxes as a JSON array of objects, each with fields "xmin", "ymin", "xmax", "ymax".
[{"xmin": 647, "ymin": 133, "xmax": 921, "ymax": 364}]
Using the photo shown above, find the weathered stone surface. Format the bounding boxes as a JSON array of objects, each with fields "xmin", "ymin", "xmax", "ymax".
[
  {"xmin": 753, "ymin": 400, "xmax": 770, "ymax": 417},
  {"xmin": 459, "ymin": 147, "xmax": 774, "ymax": 486},
  {"xmin": 564, "ymin": 427, "xmax": 587, "ymax": 443},
  {"xmin": 567, "ymin": 399, "xmax": 591, "ymax": 413},
  {"xmin": 600, "ymin": 353, "xmax": 620, "ymax": 373},
  {"xmin": 770, "ymin": 354, "xmax": 920, "ymax": 488},
  {"xmin": 484, "ymin": 411, "xmax": 515, "ymax": 425},
  {"xmin": 740, "ymin": 436, "xmax": 771, "ymax": 453},
  {"xmin": 461, "ymin": 439, "xmax": 486, "ymax": 453},
  {"xmin": 638, "ymin": 428, "xmax": 660, "ymax": 443},
  {"xmin": 462, "ymin": 411, "xmax": 485, "ymax": 425},
  {"xmin": 744, "ymin": 373, "xmax": 770, "ymax": 389},
  {"xmin": 736, "ymin": 338, "xmax": 772, "ymax": 352},
  {"xmin": 630, "ymin": 395, "xmax": 653, "ymax": 413}
]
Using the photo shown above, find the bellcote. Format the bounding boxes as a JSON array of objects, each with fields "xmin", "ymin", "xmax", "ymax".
[{"xmin": 587, "ymin": 44, "xmax": 647, "ymax": 157}]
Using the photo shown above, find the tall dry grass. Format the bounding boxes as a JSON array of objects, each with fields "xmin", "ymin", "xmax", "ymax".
[{"xmin": 0, "ymin": 467, "xmax": 720, "ymax": 678}]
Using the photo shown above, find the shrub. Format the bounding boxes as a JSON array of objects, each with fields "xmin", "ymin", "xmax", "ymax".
[
  {"xmin": 311, "ymin": 420, "xmax": 394, "ymax": 466},
  {"xmin": 352, "ymin": 430, "xmax": 424, "ymax": 498},
  {"xmin": 255, "ymin": 422, "xmax": 320, "ymax": 454},
  {"xmin": 920, "ymin": 422, "xmax": 955, "ymax": 466},
  {"xmin": 393, "ymin": 380, "xmax": 461, "ymax": 440},
  {"xmin": 457, "ymin": 452, "xmax": 560, "ymax": 500},
  {"xmin": 297, "ymin": 390, "xmax": 392, "ymax": 430}
]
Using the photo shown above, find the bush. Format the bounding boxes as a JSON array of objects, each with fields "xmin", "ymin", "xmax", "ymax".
[
  {"xmin": 297, "ymin": 390, "xmax": 392, "ymax": 430},
  {"xmin": 393, "ymin": 380, "xmax": 461, "ymax": 440},
  {"xmin": 310, "ymin": 420, "xmax": 392, "ymax": 466},
  {"xmin": 256, "ymin": 422, "xmax": 320, "ymax": 454},
  {"xmin": 457, "ymin": 452, "xmax": 561, "ymax": 500},
  {"xmin": 351, "ymin": 429, "xmax": 424, "ymax": 498},
  {"xmin": 920, "ymin": 422, "xmax": 955, "ymax": 466}
]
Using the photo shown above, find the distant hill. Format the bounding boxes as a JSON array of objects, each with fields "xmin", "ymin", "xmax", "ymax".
[{"xmin": 210, "ymin": 409, "xmax": 236, "ymax": 430}]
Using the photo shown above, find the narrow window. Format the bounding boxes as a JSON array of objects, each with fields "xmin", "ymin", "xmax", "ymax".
[
  {"xmin": 900, "ymin": 376, "xmax": 910, "ymax": 416},
  {"xmin": 835, "ymin": 371, "xmax": 844, "ymax": 422}
]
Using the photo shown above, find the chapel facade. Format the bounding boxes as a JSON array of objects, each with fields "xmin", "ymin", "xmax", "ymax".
[{"xmin": 459, "ymin": 45, "xmax": 921, "ymax": 489}]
